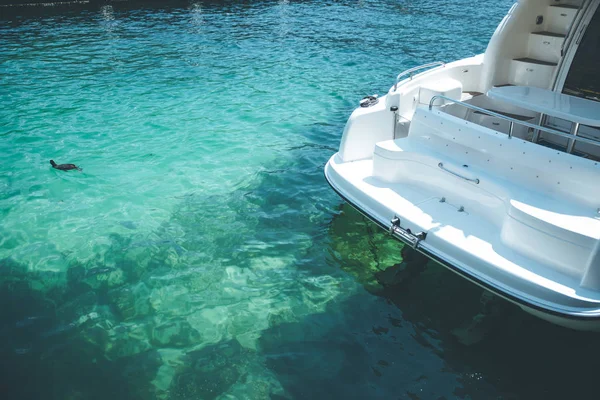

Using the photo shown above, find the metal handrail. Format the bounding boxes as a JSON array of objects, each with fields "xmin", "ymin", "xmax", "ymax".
[
  {"xmin": 560, "ymin": 1, "xmax": 589, "ymax": 58},
  {"xmin": 428, "ymin": 95, "xmax": 600, "ymax": 149},
  {"xmin": 552, "ymin": 2, "xmax": 589, "ymax": 94},
  {"xmin": 438, "ymin": 162, "xmax": 480, "ymax": 184},
  {"xmin": 394, "ymin": 61, "xmax": 445, "ymax": 91}
]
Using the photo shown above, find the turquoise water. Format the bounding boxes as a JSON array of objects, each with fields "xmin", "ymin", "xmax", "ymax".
[{"xmin": 2, "ymin": 1, "xmax": 600, "ymax": 399}]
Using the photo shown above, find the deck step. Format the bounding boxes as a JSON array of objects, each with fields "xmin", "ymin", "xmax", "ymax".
[
  {"xmin": 509, "ymin": 58, "xmax": 557, "ymax": 88},
  {"xmin": 549, "ymin": 4, "xmax": 580, "ymax": 9},
  {"xmin": 531, "ymin": 31, "xmax": 566, "ymax": 38},
  {"xmin": 527, "ymin": 32, "xmax": 565, "ymax": 63},
  {"xmin": 545, "ymin": 3, "xmax": 580, "ymax": 34},
  {"xmin": 513, "ymin": 57, "xmax": 558, "ymax": 66}
]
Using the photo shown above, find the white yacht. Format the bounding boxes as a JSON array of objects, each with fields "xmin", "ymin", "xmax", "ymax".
[{"xmin": 325, "ymin": 0, "xmax": 600, "ymax": 330}]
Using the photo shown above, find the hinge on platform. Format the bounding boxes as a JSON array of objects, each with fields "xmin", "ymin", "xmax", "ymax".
[{"xmin": 389, "ymin": 216, "xmax": 427, "ymax": 249}]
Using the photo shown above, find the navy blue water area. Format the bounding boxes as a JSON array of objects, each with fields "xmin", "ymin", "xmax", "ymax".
[{"xmin": 2, "ymin": 1, "xmax": 600, "ymax": 399}]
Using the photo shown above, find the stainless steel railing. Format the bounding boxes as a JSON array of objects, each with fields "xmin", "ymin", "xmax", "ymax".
[
  {"xmin": 428, "ymin": 95, "xmax": 600, "ymax": 149},
  {"xmin": 393, "ymin": 61, "xmax": 445, "ymax": 91},
  {"xmin": 554, "ymin": 1, "xmax": 590, "ymax": 93},
  {"xmin": 559, "ymin": 1, "xmax": 589, "ymax": 61},
  {"xmin": 438, "ymin": 162, "xmax": 480, "ymax": 184}
]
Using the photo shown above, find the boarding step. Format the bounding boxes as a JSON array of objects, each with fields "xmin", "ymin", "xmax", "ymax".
[
  {"xmin": 373, "ymin": 138, "xmax": 600, "ymax": 278},
  {"xmin": 545, "ymin": 4, "xmax": 580, "ymax": 35},
  {"xmin": 513, "ymin": 57, "xmax": 558, "ymax": 66},
  {"xmin": 509, "ymin": 58, "xmax": 557, "ymax": 88},
  {"xmin": 528, "ymin": 31, "xmax": 566, "ymax": 63},
  {"xmin": 503, "ymin": 196, "xmax": 599, "ymax": 277},
  {"xmin": 531, "ymin": 31, "xmax": 567, "ymax": 38},
  {"xmin": 551, "ymin": 4, "xmax": 581, "ymax": 9}
]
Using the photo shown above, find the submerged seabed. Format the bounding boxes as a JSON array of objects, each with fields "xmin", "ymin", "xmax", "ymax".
[{"xmin": 1, "ymin": 1, "xmax": 600, "ymax": 399}]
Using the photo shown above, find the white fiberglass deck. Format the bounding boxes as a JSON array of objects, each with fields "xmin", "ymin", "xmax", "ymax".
[
  {"xmin": 326, "ymin": 155, "xmax": 600, "ymax": 316},
  {"xmin": 326, "ymin": 106, "xmax": 600, "ymax": 320}
]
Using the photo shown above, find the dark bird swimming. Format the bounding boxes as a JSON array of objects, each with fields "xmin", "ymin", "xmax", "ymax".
[{"xmin": 50, "ymin": 160, "xmax": 81, "ymax": 171}]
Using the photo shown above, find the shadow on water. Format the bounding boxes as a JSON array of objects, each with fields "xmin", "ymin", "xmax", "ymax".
[
  {"xmin": 327, "ymin": 203, "xmax": 600, "ymax": 399},
  {"xmin": 0, "ymin": 258, "xmax": 156, "ymax": 400}
]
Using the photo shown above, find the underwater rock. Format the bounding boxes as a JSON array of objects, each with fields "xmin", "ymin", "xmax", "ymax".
[
  {"xmin": 108, "ymin": 282, "xmax": 151, "ymax": 320},
  {"xmin": 105, "ymin": 322, "xmax": 152, "ymax": 360},
  {"xmin": 224, "ymin": 372, "xmax": 289, "ymax": 400},
  {"xmin": 67, "ymin": 264, "xmax": 87, "ymax": 284},
  {"xmin": 47, "ymin": 304, "xmax": 115, "ymax": 344},
  {"xmin": 171, "ymin": 369, "xmax": 238, "ymax": 400},
  {"xmin": 41, "ymin": 311, "xmax": 101, "ymax": 339},
  {"xmin": 149, "ymin": 285, "xmax": 191, "ymax": 316},
  {"xmin": 55, "ymin": 291, "xmax": 98, "ymax": 323},
  {"xmin": 0, "ymin": 257, "xmax": 28, "ymax": 277},
  {"xmin": 118, "ymin": 350, "xmax": 163, "ymax": 399},
  {"xmin": 153, "ymin": 364, "xmax": 176, "ymax": 398},
  {"xmin": 150, "ymin": 318, "xmax": 201, "ymax": 348},
  {"xmin": 80, "ymin": 323, "xmax": 111, "ymax": 350},
  {"xmin": 328, "ymin": 204, "xmax": 406, "ymax": 292},
  {"xmin": 83, "ymin": 266, "xmax": 125, "ymax": 289},
  {"xmin": 119, "ymin": 246, "xmax": 154, "ymax": 281},
  {"xmin": 151, "ymin": 349, "xmax": 188, "ymax": 399},
  {"xmin": 267, "ymin": 308, "xmax": 297, "ymax": 328},
  {"xmin": 186, "ymin": 306, "xmax": 231, "ymax": 346},
  {"xmin": 169, "ymin": 340, "xmax": 246, "ymax": 400},
  {"xmin": 375, "ymin": 246, "xmax": 429, "ymax": 288}
]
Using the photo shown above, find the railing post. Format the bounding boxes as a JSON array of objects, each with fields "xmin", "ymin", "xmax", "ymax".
[
  {"xmin": 390, "ymin": 106, "xmax": 399, "ymax": 139},
  {"xmin": 566, "ymin": 122, "xmax": 580, "ymax": 154},
  {"xmin": 531, "ymin": 113, "xmax": 545, "ymax": 143}
]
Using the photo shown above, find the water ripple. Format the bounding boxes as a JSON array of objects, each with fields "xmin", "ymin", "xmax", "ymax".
[{"xmin": 8, "ymin": 1, "xmax": 593, "ymax": 400}]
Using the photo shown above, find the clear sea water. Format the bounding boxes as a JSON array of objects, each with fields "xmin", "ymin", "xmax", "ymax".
[{"xmin": 1, "ymin": 1, "xmax": 600, "ymax": 399}]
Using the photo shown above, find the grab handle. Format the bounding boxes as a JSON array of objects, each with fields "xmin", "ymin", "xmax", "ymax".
[
  {"xmin": 438, "ymin": 162, "xmax": 480, "ymax": 184},
  {"xmin": 394, "ymin": 61, "xmax": 445, "ymax": 91}
]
